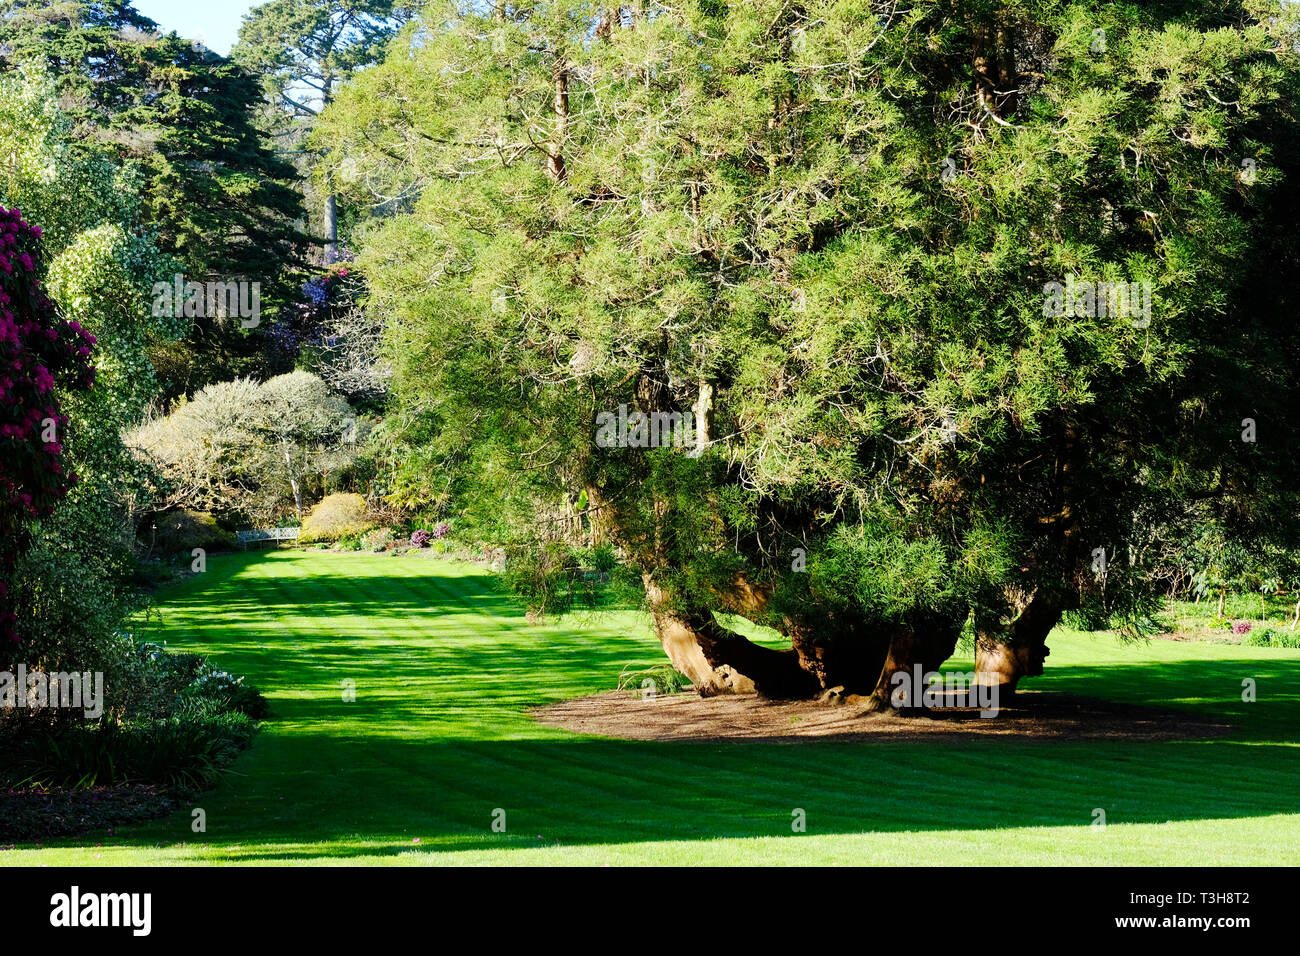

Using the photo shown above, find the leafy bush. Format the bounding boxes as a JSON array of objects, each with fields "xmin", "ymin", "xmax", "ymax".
[
  {"xmin": 129, "ymin": 373, "xmax": 362, "ymax": 527},
  {"xmin": 617, "ymin": 664, "xmax": 690, "ymax": 696},
  {"xmin": 12, "ymin": 510, "xmax": 150, "ymax": 721},
  {"xmin": 1244, "ymin": 629, "xmax": 1300, "ymax": 649},
  {"xmin": 146, "ymin": 508, "xmax": 236, "ymax": 557},
  {"xmin": 502, "ymin": 541, "xmax": 601, "ymax": 618},
  {"xmin": 299, "ymin": 492, "xmax": 376, "ymax": 543},
  {"xmin": 361, "ymin": 527, "xmax": 394, "ymax": 552},
  {"xmin": 0, "ymin": 200, "xmax": 97, "ymax": 644},
  {"xmin": 0, "ymin": 641, "xmax": 268, "ymax": 791},
  {"xmin": 590, "ymin": 544, "xmax": 617, "ymax": 575},
  {"xmin": 182, "ymin": 666, "xmax": 271, "ymax": 719},
  {"xmin": 130, "ymin": 557, "xmax": 177, "ymax": 588},
  {"xmin": 2, "ymin": 713, "xmax": 258, "ymax": 790},
  {"xmin": 410, "ymin": 528, "xmax": 431, "ymax": 548}
]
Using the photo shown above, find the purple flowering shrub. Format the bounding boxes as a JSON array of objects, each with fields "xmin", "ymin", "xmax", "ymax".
[
  {"xmin": 1231, "ymin": 620, "xmax": 1253, "ymax": 635},
  {"xmin": 410, "ymin": 524, "xmax": 450, "ymax": 548},
  {"xmin": 0, "ymin": 207, "xmax": 96, "ymax": 641},
  {"xmin": 270, "ymin": 265, "xmax": 354, "ymax": 362}
]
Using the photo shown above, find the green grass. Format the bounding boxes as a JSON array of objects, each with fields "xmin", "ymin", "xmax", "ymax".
[
  {"xmin": 8, "ymin": 550, "xmax": 1300, "ymax": 865},
  {"xmin": 1164, "ymin": 593, "xmax": 1300, "ymax": 638}
]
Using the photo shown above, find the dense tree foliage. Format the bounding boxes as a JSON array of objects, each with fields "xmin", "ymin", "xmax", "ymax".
[
  {"xmin": 0, "ymin": 0, "xmax": 306, "ymax": 278},
  {"xmin": 131, "ymin": 371, "xmax": 362, "ymax": 524},
  {"xmin": 0, "ymin": 70, "xmax": 188, "ymax": 713},
  {"xmin": 232, "ymin": 0, "xmax": 414, "ymax": 262},
  {"xmin": 0, "ymin": 0, "xmax": 311, "ymax": 399},
  {"xmin": 317, "ymin": 0, "xmax": 1300, "ymax": 703}
]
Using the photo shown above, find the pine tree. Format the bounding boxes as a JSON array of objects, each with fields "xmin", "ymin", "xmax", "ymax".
[{"xmin": 321, "ymin": 0, "xmax": 1300, "ymax": 705}]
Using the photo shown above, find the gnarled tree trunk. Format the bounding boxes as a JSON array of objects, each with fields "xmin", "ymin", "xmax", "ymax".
[
  {"xmin": 974, "ymin": 587, "xmax": 1060, "ymax": 695},
  {"xmin": 863, "ymin": 618, "xmax": 964, "ymax": 711},
  {"xmin": 645, "ymin": 572, "xmax": 966, "ymax": 708},
  {"xmin": 643, "ymin": 575, "xmax": 817, "ymax": 698}
]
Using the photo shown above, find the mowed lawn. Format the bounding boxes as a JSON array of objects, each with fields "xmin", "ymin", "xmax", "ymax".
[{"xmin": 9, "ymin": 550, "xmax": 1300, "ymax": 866}]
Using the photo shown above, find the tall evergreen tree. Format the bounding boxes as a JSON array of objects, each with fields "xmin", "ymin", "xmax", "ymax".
[
  {"xmin": 232, "ymin": 0, "xmax": 413, "ymax": 263},
  {"xmin": 0, "ymin": 0, "xmax": 306, "ymax": 279},
  {"xmin": 320, "ymin": 0, "xmax": 1300, "ymax": 705},
  {"xmin": 0, "ymin": 0, "xmax": 311, "ymax": 398}
]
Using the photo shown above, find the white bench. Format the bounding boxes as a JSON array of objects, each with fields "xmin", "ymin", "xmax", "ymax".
[{"xmin": 236, "ymin": 528, "xmax": 300, "ymax": 549}]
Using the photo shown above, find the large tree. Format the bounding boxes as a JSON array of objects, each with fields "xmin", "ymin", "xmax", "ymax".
[
  {"xmin": 131, "ymin": 371, "xmax": 361, "ymax": 524},
  {"xmin": 320, "ymin": 0, "xmax": 1300, "ymax": 706},
  {"xmin": 232, "ymin": 0, "xmax": 413, "ymax": 264},
  {"xmin": 0, "ymin": 0, "xmax": 311, "ymax": 399},
  {"xmin": 0, "ymin": 0, "xmax": 306, "ymax": 280}
]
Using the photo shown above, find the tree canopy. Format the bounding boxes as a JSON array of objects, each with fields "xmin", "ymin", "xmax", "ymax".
[{"xmin": 316, "ymin": 0, "xmax": 1300, "ymax": 701}]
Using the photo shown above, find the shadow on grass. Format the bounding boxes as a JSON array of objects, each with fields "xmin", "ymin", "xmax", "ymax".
[
  {"xmin": 85, "ymin": 722, "xmax": 1300, "ymax": 862},
  {"xmin": 68, "ymin": 551, "xmax": 1300, "ymax": 860}
]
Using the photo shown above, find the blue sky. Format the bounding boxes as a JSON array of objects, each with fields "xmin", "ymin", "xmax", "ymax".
[{"xmin": 134, "ymin": 0, "xmax": 263, "ymax": 56}]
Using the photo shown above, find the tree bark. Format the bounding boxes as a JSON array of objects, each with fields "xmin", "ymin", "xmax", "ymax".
[
  {"xmin": 643, "ymin": 575, "xmax": 750, "ymax": 695},
  {"xmin": 863, "ymin": 618, "xmax": 963, "ymax": 711},
  {"xmin": 644, "ymin": 561, "xmax": 966, "ymax": 707},
  {"xmin": 784, "ymin": 612, "xmax": 893, "ymax": 696},
  {"xmin": 284, "ymin": 446, "xmax": 303, "ymax": 519},
  {"xmin": 547, "ymin": 58, "xmax": 569, "ymax": 182},
  {"xmin": 974, "ymin": 588, "xmax": 1059, "ymax": 695},
  {"xmin": 973, "ymin": 15, "xmax": 1020, "ymax": 121},
  {"xmin": 643, "ymin": 575, "xmax": 821, "ymax": 698},
  {"xmin": 323, "ymin": 79, "xmax": 338, "ymax": 264},
  {"xmin": 324, "ymin": 193, "xmax": 339, "ymax": 265}
]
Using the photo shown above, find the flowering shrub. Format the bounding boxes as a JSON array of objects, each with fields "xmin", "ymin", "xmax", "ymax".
[
  {"xmin": 432, "ymin": 522, "xmax": 451, "ymax": 540},
  {"xmin": 1231, "ymin": 620, "xmax": 1253, "ymax": 635},
  {"xmin": 0, "ymin": 207, "xmax": 96, "ymax": 642},
  {"xmin": 271, "ymin": 266, "xmax": 354, "ymax": 361},
  {"xmin": 410, "ymin": 528, "xmax": 431, "ymax": 548}
]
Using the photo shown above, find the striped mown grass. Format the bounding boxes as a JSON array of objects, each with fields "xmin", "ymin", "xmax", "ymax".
[{"xmin": 8, "ymin": 550, "xmax": 1299, "ymax": 865}]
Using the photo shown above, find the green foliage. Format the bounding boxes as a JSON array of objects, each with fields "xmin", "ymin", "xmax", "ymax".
[
  {"xmin": 181, "ymin": 667, "xmax": 272, "ymax": 720},
  {"xmin": 0, "ymin": 69, "xmax": 176, "ymax": 667},
  {"xmin": 145, "ymin": 509, "xmax": 237, "ymax": 558},
  {"xmin": 617, "ymin": 663, "xmax": 691, "ymax": 696},
  {"xmin": 0, "ymin": 71, "xmax": 185, "ymax": 669},
  {"xmin": 0, "ymin": 637, "xmax": 267, "ymax": 790},
  {"xmin": 233, "ymin": 0, "xmax": 412, "ymax": 115},
  {"xmin": 131, "ymin": 371, "xmax": 361, "ymax": 525},
  {"xmin": 0, "ymin": 0, "xmax": 307, "ymax": 277},
  {"xmin": 3, "ymin": 712, "xmax": 258, "ymax": 790},
  {"xmin": 318, "ymin": 0, "xmax": 1300, "ymax": 655},
  {"xmin": 501, "ymin": 541, "xmax": 603, "ymax": 618},
  {"xmin": 0, "ymin": 1, "xmax": 311, "ymax": 399},
  {"xmin": 299, "ymin": 492, "xmax": 375, "ymax": 543},
  {"xmin": 1245, "ymin": 628, "xmax": 1300, "ymax": 649},
  {"xmin": 360, "ymin": 527, "xmax": 394, "ymax": 552},
  {"xmin": 0, "ymin": 70, "xmax": 268, "ymax": 804}
]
